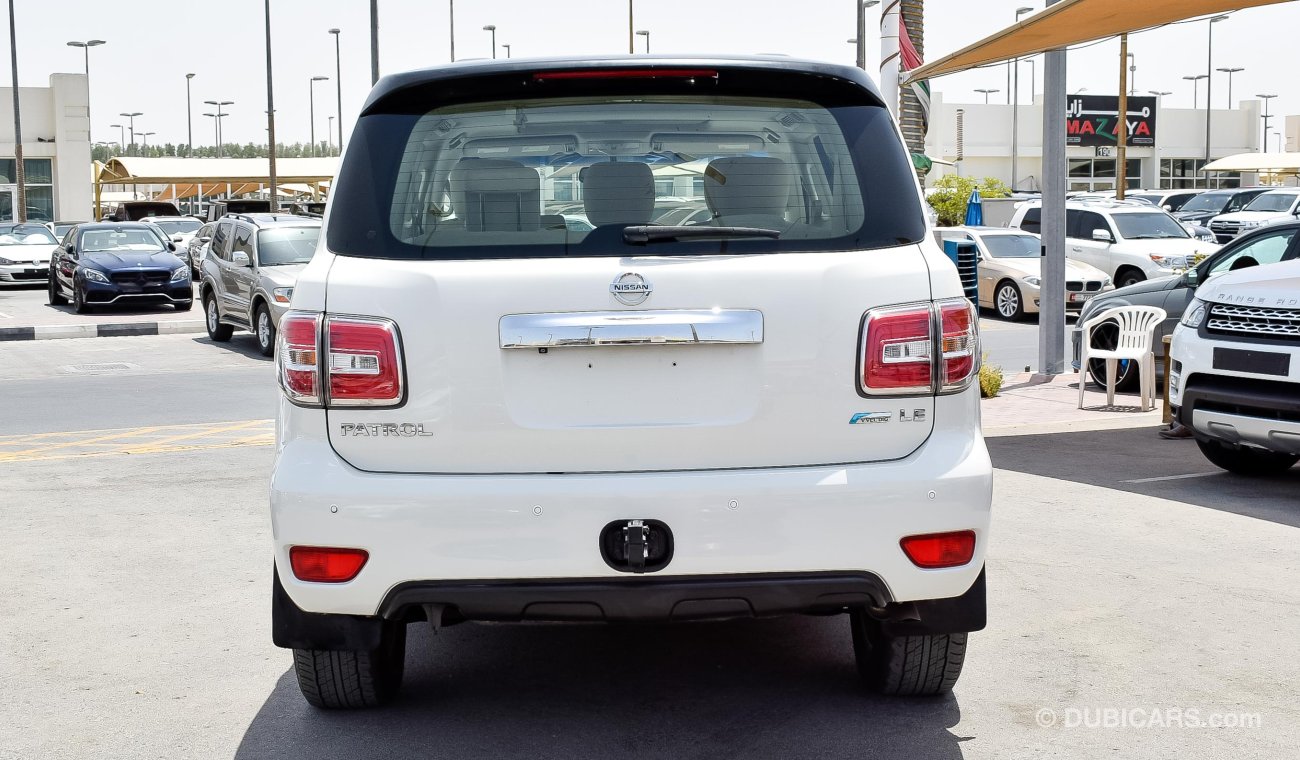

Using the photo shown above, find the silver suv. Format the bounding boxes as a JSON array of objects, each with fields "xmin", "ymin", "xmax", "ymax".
[{"xmin": 199, "ymin": 213, "xmax": 321, "ymax": 355}]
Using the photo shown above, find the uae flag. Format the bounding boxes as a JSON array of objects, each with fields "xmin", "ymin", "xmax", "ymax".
[{"xmin": 900, "ymin": 18, "xmax": 930, "ymax": 131}]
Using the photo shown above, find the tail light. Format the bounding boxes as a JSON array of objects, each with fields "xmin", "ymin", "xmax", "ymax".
[
  {"xmin": 900, "ymin": 530, "xmax": 977, "ymax": 569},
  {"xmin": 860, "ymin": 298, "xmax": 979, "ymax": 396},
  {"xmin": 289, "ymin": 546, "xmax": 369, "ymax": 583},
  {"xmin": 277, "ymin": 310, "xmax": 405, "ymax": 408}
]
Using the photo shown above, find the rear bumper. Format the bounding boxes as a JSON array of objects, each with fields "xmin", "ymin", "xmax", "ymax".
[{"xmin": 272, "ymin": 390, "xmax": 992, "ymax": 624}]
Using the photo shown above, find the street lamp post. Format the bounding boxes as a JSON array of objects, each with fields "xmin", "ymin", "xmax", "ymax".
[
  {"xmin": 975, "ymin": 88, "xmax": 999, "ymax": 104},
  {"xmin": 855, "ymin": 0, "xmax": 879, "ymax": 71},
  {"xmin": 203, "ymin": 113, "xmax": 218, "ymax": 156},
  {"xmin": 635, "ymin": 30, "xmax": 649, "ymax": 54},
  {"xmin": 1216, "ymin": 67, "xmax": 1243, "ymax": 109},
  {"xmin": 1148, "ymin": 90, "xmax": 1172, "ymax": 108},
  {"xmin": 185, "ymin": 73, "xmax": 195, "ymax": 156},
  {"xmin": 329, "ymin": 28, "xmax": 342, "ymax": 150},
  {"xmin": 120, "ymin": 111, "xmax": 142, "ymax": 155},
  {"xmin": 1183, "ymin": 75, "xmax": 1207, "ymax": 109},
  {"xmin": 66, "ymin": 39, "xmax": 105, "ymax": 143},
  {"xmin": 8, "ymin": 0, "xmax": 25, "ymax": 221},
  {"xmin": 309, "ymin": 76, "xmax": 329, "ymax": 157},
  {"xmin": 1010, "ymin": 6, "xmax": 1033, "ymax": 190},
  {"xmin": 448, "ymin": 0, "xmax": 455, "ymax": 61},
  {"xmin": 483, "ymin": 25, "xmax": 496, "ymax": 59},
  {"xmin": 1258, "ymin": 94, "xmax": 1277, "ymax": 153},
  {"xmin": 204, "ymin": 101, "xmax": 232, "ymax": 157},
  {"xmin": 327, "ymin": 116, "xmax": 334, "ymax": 155},
  {"xmin": 1007, "ymin": 6, "xmax": 1033, "ymax": 104},
  {"xmin": 265, "ymin": 0, "xmax": 278, "ymax": 211},
  {"xmin": 110, "ymin": 123, "xmax": 124, "ymax": 150},
  {"xmin": 370, "ymin": 0, "xmax": 379, "ymax": 85},
  {"xmin": 1204, "ymin": 15, "xmax": 1228, "ymax": 164},
  {"xmin": 140, "ymin": 131, "xmax": 155, "ymax": 151},
  {"xmin": 502, "ymin": 43, "xmax": 511, "ymax": 58}
]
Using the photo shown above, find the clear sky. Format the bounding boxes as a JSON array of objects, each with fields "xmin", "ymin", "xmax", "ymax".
[{"xmin": 7, "ymin": 0, "xmax": 1297, "ymax": 150}]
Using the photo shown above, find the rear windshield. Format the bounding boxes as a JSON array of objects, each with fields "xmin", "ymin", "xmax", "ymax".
[
  {"xmin": 152, "ymin": 220, "xmax": 201, "ymax": 235},
  {"xmin": 327, "ymin": 71, "xmax": 925, "ymax": 260}
]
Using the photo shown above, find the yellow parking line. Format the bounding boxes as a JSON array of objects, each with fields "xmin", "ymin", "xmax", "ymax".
[
  {"xmin": 117, "ymin": 419, "xmax": 267, "ymax": 451},
  {"xmin": 0, "ymin": 419, "xmax": 275, "ymax": 463},
  {"xmin": 3, "ymin": 426, "xmax": 169, "ymax": 458}
]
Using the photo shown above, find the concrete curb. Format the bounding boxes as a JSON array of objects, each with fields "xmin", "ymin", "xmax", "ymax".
[{"xmin": 0, "ymin": 320, "xmax": 206, "ymax": 342}]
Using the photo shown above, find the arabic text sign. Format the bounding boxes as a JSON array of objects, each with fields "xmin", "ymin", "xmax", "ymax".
[{"xmin": 1066, "ymin": 95, "xmax": 1157, "ymax": 148}]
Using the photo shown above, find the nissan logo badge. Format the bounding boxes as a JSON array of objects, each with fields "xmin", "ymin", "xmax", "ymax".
[{"xmin": 609, "ymin": 272, "xmax": 652, "ymax": 306}]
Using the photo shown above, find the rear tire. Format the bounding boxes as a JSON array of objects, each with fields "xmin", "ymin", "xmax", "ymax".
[
  {"xmin": 205, "ymin": 292, "xmax": 233, "ymax": 342},
  {"xmin": 850, "ymin": 610, "xmax": 967, "ymax": 696},
  {"xmin": 1196, "ymin": 439, "xmax": 1298, "ymax": 476},
  {"xmin": 48, "ymin": 273, "xmax": 67, "ymax": 306},
  {"xmin": 293, "ymin": 623, "xmax": 407, "ymax": 709}
]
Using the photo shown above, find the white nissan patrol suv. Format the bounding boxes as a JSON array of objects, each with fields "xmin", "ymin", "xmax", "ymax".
[
  {"xmin": 270, "ymin": 57, "xmax": 992, "ymax": 708},
  {"xmin": 1171, "ymin": 256, "xmax": 1300, "ymax": 476}
]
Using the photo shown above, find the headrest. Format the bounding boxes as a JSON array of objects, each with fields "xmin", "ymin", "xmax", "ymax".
[
  {"xmin": 449, "ymin": 158, "xmax": 541, "ymax": 231},
  {"xmin": 582, "ymin": 162, "xmax": 655, "ymax": 227},
  {"xmin": 704, "ymin": 157, "xmax": 792, "ymax": 221}
]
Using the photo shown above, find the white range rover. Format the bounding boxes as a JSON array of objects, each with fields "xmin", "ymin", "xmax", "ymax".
[
  {"xmin": 270, "ymin": 57, "xmax": 992, "ymax": 708},
  {"xmin": 1171, "ymin": 257, "xmax": 1300, "ymax": 476}
]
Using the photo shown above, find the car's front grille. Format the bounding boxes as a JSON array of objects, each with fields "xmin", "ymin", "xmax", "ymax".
[
  {"xmin": 1085, "ymin": 281, "xmax": 1102, "ymax": 292},
  {"xmin": 1066, "ymin": 281, "xmax": 1082, "ymax": 292},
  {"xmin": 1207, "ymin": 303, "xmax": 1300, "ymax": 339},
  {"xmin": 110, "ymin": 270, "xmax": 170, "ymax": 287}
]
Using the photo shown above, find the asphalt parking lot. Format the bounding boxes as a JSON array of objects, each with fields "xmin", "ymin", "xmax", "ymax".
[{"xmin": 3, "ymin": 334, "xmax": 1297, "ymax": 759}]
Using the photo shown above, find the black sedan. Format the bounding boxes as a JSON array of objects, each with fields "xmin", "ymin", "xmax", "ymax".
[
  {"xmin": 48, "ymin": 222, "xmax": 193, "ymax": 314},
  {"xmin": 1073, "ymin": 219, "xmax": 1300, "ymax": 389}
]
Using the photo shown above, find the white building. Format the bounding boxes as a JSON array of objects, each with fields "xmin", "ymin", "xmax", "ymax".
[
  {"xmin": 0, "ymin": 73, "xmax": 92, "ymax": 222},
  {"xmin": 925, "ymin": 91, "xmax": 1272, "ymax": 192}
]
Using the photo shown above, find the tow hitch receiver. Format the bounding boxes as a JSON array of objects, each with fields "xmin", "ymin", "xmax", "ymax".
[{"xmin": 600, "ymin": 519, "xmax": 674, "ymax": 574}]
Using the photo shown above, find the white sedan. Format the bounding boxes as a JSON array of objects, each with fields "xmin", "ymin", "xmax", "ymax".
[
  {"xmin": 935, "ymin": 227, "xmax": 1115, "ymax": 320},
  {"xmin": 0, "ymin": 223, "xmax": 60, "ymax": 285}
]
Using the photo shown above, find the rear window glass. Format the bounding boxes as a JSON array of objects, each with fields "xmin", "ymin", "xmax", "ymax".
[{"xmin": 327, "ymin": 76, "xmax": 925, "ymax": 260}]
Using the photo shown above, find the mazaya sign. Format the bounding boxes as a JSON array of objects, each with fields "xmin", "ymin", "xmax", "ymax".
[{"xmin": 1066, "ymin": 95, "xmax": 1158, "ymax": 148}]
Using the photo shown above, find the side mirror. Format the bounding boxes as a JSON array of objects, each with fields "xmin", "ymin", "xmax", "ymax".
[
  {"xmin": 65, "ymin": 245, "xmax": 76, "ymax": 257},
  {"xmin": 172, "ymin": 236, "xmax": 184, "ymax": 243},
  {"xmin": 1182, "ymin": 268, "xmax": 1199, "ymax": 288},
  {"xmin": 167, "ymin": 242, "xmax": 177, "ymax": 252},
  {"xmin": 1092, "ymin": 229, "xmax": 1113, "ymax": 243},
  {"xmin": 232, "ymin": 251, "xmax": 250, "ymax": 267},
  {"xmin": 198, "ymin": 236, "xmax": 211, "ymax": 244}
]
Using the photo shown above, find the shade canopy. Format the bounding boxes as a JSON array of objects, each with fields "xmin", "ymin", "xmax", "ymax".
[
  {"xmin": 97, "ymin": 157, "xmax": 340, "ymax": 185},
  {"xmin": 1202, "ymin": 152, "xmax": 1300, "ymax": 173},
  {"xmin": 904, "ymin": 0, "xmax": 1295, "ymax": 83}
]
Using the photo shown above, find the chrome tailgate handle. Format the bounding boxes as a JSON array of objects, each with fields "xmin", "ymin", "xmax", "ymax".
[{"xmin": 500, "ymin": 309, "xmax": 764, "ymax": 349}]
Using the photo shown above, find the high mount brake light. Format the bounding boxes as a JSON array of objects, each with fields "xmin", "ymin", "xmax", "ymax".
[
  {"xmin": 289, "ymin": 546, "xmax": 369, "ymax": 583},
  {"xmin": 276, "ymin": 311, "xmax": 405, "ymax": 408},
  {"xmin": 533, "ymin": 69, "xmax": 719, "ymax": 82},
  {"xmin": 900, "ymin": 531, "xmax": 977, "ymax": 569},
  {"xmin": 860, "ymin": 298, "xmax": 979, "ymax": 396}
]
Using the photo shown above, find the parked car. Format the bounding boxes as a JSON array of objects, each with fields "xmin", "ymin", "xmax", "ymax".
[
  {"xmin": 1207, "ymin": 189, "xmax": 1300, "ymax": 244},
  {"xmin": 1172, "ymin": 187, "xmax": 1272, "ymax": 228},
  {"xmin": 1010, "ymin": 199, "xmax": 1219, "ymax": 288},
  {"xmin": 269, "ymin": 56, "xmax": 991, "ymax": 709},
  {"xmin": 0, "ymin": 223, "xmax": 60, "ymax": 284},
  {"xmin": 204, "ymin": 199, "xmax": 272, "ymax": 223},
  {"xmin": 46, "ymin": 220, "xmax": 86, "ymax": 240},
  {"xmin": 934, "ymin": 226, "xmax": 1112, "ymax": 320},
  {"xmin": 142, "ymin": 216, "xmax": 204, "ymax": 251},
  {"xmin": 186, "ymin": 222, "xmax": 215, "ymax": 277},
  {"xmin": 47, "ymin": 222, "xmax": 192, "ymax": 313},
  {"xmin": 200, "ymin": 213, "xmax": 321, "ymax": 356},
  {"xmin": 1126, "ymin": 190, "xmax": 1202, "ymax": 213},
  {"xmin": 105, "ymin": 201, "xmax": 182, "ymax": 221},
  {"xmin": 1072, "ymin": 220, "xmax": 1300, "ymax": 390},
  {"xmin": 1170, "ymin": 257, "xmax": 1300, "ymax": 475}
]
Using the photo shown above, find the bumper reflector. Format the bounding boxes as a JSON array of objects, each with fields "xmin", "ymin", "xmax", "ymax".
[
  {"xmin": 289, "ymin": 546, "xmax": 369, "ymax": 583},
  {"xmin": 900, "ymin": 531, "xmax": 976, "ymax": 569}
]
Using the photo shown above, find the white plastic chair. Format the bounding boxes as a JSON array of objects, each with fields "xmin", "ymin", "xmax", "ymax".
[{"xmin": 1077, "ymin": 305, "xmax": 1167, "ymax": 411}]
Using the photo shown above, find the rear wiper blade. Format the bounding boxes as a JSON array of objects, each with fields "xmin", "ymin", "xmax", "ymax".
[{"xmin": 623, "ymin": 225, "xmax": 781, "ymax": 244}]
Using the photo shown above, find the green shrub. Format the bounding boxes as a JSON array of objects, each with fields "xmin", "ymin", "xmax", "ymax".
[
  {"xmin": 979, "ymin": 357, "xmax": 1004, "ymax": 399},
  {"xmin": 926, "ymin": 175, "xmax": 1012, "ymax": 227}
]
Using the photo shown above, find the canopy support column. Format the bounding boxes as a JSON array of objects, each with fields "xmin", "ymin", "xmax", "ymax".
[{"xmin": 1038, "ymin": 0, "xmax": 1067, "ymax": 377}]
